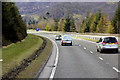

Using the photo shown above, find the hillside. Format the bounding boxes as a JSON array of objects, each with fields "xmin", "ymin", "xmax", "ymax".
[{"xmin": 15, "ymin": 2, "xmax": 118, "ymax": 19}]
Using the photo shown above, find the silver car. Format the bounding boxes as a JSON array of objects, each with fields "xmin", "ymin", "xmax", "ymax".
[
  {"xmin": 96, "ymin": 37, "xmax": 118, "ymax": 53},
  {"xmin": 61, "ymin": 35, "xmax": 72, "ymax": 46}
]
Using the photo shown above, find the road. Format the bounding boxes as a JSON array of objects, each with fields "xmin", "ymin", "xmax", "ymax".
[{"xmin": 29, "ymin": 32, "xmax": 119, "ymax": 79}]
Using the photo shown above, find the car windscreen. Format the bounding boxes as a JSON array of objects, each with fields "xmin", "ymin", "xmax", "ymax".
[
  {"xmin": 103, "ymin": 37, "xmax": 117, "ymax": 43},
  {"xmin": 56, "ymin": 35, "xmax": 61, "ymax": 37},
  {"xmin": 63, "ymin": 35, "xmax": 72, "ymax": 40}
]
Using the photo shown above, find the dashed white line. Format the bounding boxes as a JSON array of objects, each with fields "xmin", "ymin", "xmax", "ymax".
[
  {"xmin": 99, "ymin": 57, "xmax": 103, "ymax": 60},
  {"xmin": 90, "ymin": 51, "xmax": 93, "ymax": 54},
  {"xmin": 113, "ymin": 67, "xmax": 120, "ymax": 73},
  {"xmin": 84, "ymin": 47, "xmax": 86, "ymax": 50},
  {"xmin": 79, "ymin": 45, "xmax": 81, "ymax": 46},
  {"xmin": 0, "ymin": 59, "xmax": 3, "ymax": 62}
]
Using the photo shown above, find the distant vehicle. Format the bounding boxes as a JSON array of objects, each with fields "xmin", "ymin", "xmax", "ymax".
[
  {"xmin": 61, "ymin": 35, "xmax": 72, "ymax": 46},
  {"xmin": 96, "ymin": 36, "xmax": 118, "ymax": 53},
  {"xmin": 55, "ymin": 35, "xmax": 62, "ymax": 40}
]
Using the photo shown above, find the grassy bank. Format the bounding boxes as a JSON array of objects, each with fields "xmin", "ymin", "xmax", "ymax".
[
  {"xmin": 16, "ymin": 37, "xmax": 52, "ymax": 78},
  {"xmin": 2, "ymin": 34, "xmax": 43, "ymax": 76}
]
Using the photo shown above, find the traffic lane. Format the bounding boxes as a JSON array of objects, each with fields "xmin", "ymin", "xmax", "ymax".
[
  {"xmin": 73, "ymin": 38, "xmax": 119, "ymax": 69},
  {"xmin": 29, "ymin": 33, "xmax": 119, "ymax": 77},
  {"xmin": 54, "ymin": 40, "xmax": 118, "ymax": 78}
]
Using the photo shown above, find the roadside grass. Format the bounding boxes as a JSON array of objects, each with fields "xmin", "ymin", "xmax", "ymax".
[
  {"xmin": 16, "ymin": 37, "xmax": 52, "ymax": 78},
  {"xmin": 2, "ymin": 34, "xmax": 43, "ymax": 76}
]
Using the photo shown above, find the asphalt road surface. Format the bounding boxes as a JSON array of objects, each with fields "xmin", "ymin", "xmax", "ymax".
[{"xmin": 30, "ymin": 32, "xmax": 120, "ymax": 79}]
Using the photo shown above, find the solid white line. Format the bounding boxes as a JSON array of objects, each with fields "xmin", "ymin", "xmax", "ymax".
[
  {"xmin": 99, "ymin": 57, "xmax": 103, "ymax": 60},
  {"xmin": 113, "ymin": 67, "xmax": 120, "ymax": 73},
  {"xmin": 0, "ymin": 59, "xmax": 3, "ymax": 62},
  {"xmin": 90, "ymin": 51, "xmax": 93, "ymax": 54},
  {"xmin": 84, "ymin": 47, "xmax": 86, "ymax": 50},
  {"xmin": 49, "ymin": 39, "xmax": 59, "ymax": 79}
]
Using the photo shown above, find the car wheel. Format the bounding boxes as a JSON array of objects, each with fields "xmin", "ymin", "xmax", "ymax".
[
  {"xmin": 97, "ymin": 48, "xmax": 99, "ymax": 52},
  {"xmin": 61, "ymin": 43, "xmax": 64, "ymax": 46},
  {"xmin": 115, "ymin": 49, "xmax": 118, "ymax": 53}
]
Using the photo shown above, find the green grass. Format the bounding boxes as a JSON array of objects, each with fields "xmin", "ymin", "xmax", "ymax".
[
  {"xmin": 16, "ymin": 37, "xmax": 52, "ymax": 78},
  {"xmin": 2, "ymin": 34, "xmax": 43, "ymax": 75}
]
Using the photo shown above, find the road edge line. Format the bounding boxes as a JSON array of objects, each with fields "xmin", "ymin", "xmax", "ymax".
[{"xmin": 49, "ymin": 38, "xmax": 59, "ymax": 79}]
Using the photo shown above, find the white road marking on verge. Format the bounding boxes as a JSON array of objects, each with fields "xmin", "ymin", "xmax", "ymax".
[
  {"xmin": 0, "ymin": 59, "xmax": 3, "ymax": 62},
  {"xmin": 113, "ymin": 67, "xmax": 120, "ymax": 73},
  {"xmin": 84, "ymin": 47, "xmax": 86, "ymax": 50},
  {"xmin": 90, "ymin": 51, "xmax": 93, "ymax": 54},
  {"xmin": 99, "ymin": 57, "xmax": 103, "ymax": 60},
  {"xmin": 49, "ymin": 39, "xmax": 59, "ymax": 79}
]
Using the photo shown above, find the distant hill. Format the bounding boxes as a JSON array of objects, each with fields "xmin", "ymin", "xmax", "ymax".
[{"xmin": 15, "ymin": 2, "xmax": 118, "ymax": 20}]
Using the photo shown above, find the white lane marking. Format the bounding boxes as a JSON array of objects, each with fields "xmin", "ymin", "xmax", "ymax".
[
  {"xmin": 84, "ymin": 47, "xmax": 86, "ymax": 50},
  {"xmin": 49, "ymin": 39, "xmax": 59, "ymax": 79},
  {"xmin": 0, "ymin": 59, "xmax": 3, "ymax": 62},
  {"xmin": 90, "ymin": 51, "xmax": 93, "ymax": 54},
  {"xmin": 99, "ymin": 57, "xmax": 103, "ymax": 60},
  {"xmin": 113, "ymin": 67, "xmax": 120, "ymax": 73},
  {"xmin": 79, "ymin": 45, "xmax": 81, "ymax": 46}
]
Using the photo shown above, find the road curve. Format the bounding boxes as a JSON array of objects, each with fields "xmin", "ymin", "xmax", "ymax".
[{"xmin": 29, "ymin": 32, "xmax": 119, "ymax": 79}]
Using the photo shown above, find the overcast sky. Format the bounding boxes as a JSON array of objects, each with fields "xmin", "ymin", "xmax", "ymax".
[{"xmin": 3, "ymin": 0, "xmax": 120, "ymax": 2}]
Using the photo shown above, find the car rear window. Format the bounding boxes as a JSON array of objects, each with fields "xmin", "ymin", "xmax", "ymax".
[{"xmin": 103, "ymin": 37, "xmax": 117, "ymax": 43}]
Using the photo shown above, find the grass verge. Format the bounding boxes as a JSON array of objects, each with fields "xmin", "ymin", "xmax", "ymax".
[
  {"xmin": 2, "ymin": 34, "xmax": 43, "ymax": 76},
  {"xmin": 16, "ymin": 37, "xmax": 52, "ymax": 78}
]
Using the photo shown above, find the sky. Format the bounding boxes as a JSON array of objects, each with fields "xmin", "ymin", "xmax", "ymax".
[{"xmin": 3, "ymin": 0, "xmax": 120, "ymax": 2}]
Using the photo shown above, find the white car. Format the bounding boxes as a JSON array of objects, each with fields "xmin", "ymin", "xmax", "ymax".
[
  {"xmin": 61, "ymin": 35, "xmax": 72, "ymax": 46},
  {"xmin": 96, "ymin": 36, "xmax": 118, "ymax": 53},
  {"xmin": 55, "ymin": 35, "xmax": 62, "ymax": 40}
]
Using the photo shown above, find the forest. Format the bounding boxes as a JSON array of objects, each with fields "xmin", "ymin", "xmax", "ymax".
[{"xmin": 26, "ymin": 2, "xmax": 120, "ymax": 34}]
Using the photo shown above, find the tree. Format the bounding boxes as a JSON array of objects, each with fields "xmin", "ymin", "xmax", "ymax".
[
  {"xmin": 58, "ymin": 18, "xmax": 63, "ymax": 31},
  {"xmin": 94, "ymin": 10, "xmax": 102, "ymax": 32},
  {"xmin": 79, "ymin": 19, "xmax": 86, "ymax": 33},
  {"xmin": 111, "ymin": 2, "xmax": 120, "ymax": 34},
  {"xmin": 2, "ymin": 2, "xmax": 27, "ymax": 46},
  {"xmin": 70, "ymin": 18, "xmax": 76, "ymax": 32},
  {"xmin": 96, "ymin": 13, "xmax": 108, "ymax": 33},
  {"xmin": 53, "ymin": 19, "xmax": 58, "ymax": 31},
  {"xmin": 63, "ymin": 11, "xmax": 71, "ymax": 32},
  {"xmin": 89, "ymin": 13, "xmax": 96, "ymax": 33},
  {"xmin": 35, "ymin": 16, "xmax": 47, "ymax": 30},
  {"xmin": 105, "ymin": 21, "xmax": 115, "ymax": 34}
]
